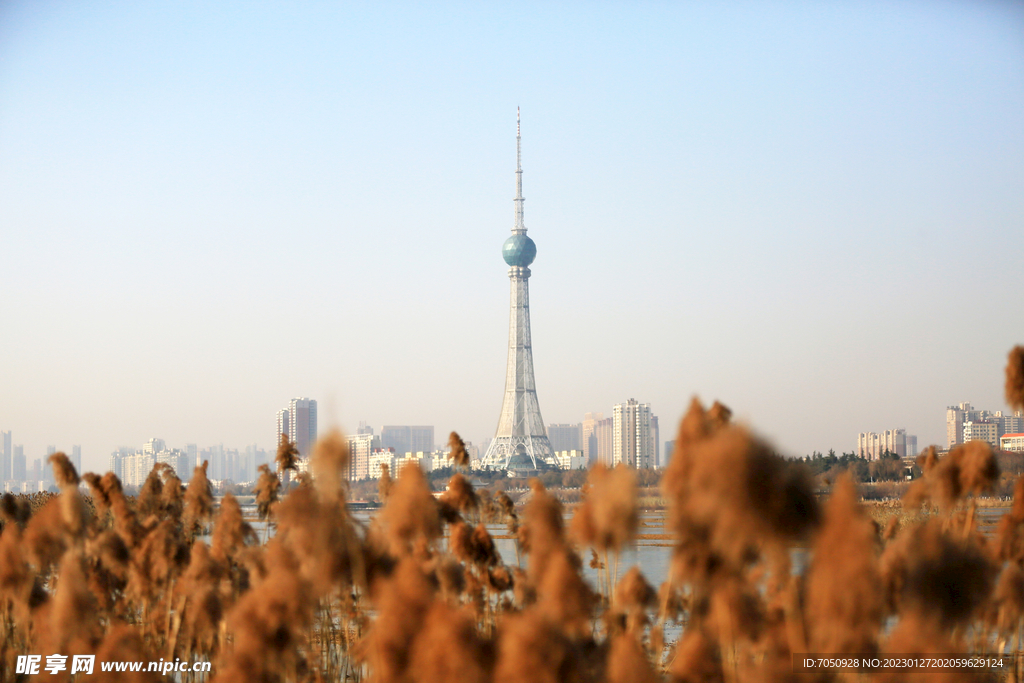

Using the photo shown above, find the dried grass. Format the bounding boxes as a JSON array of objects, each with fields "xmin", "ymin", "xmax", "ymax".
[{"xmin": 3, "ymin": 345, "xmax": 1024, "ymax": 681}]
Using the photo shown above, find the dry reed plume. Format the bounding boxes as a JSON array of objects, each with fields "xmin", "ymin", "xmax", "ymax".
[
  {"xmin": 4, "ymin": 346, "xmax": 1024, "ymax": 681},
  {"xmin": 1007, "ymin": 346, "xmax": 1024, "ymax": 411},
  {"xmin": 448, "ymin": 432, "xmax": 470, "ymax": 468}
]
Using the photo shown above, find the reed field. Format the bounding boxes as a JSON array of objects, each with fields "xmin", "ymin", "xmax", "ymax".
[{"xmin": 1, "ymin": 345, "xmax": 1023, "ymax": 682}]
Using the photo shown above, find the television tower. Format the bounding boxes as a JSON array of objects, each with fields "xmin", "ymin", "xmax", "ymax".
[{"xmin": 481, "ymin": 109, "xmax": 555, "ymax": 470}]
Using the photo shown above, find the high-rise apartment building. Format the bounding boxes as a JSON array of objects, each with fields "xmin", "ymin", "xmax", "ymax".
[
  {"xmin": 205, "ymin": 444, "xmax": 225, "ymax": 481},
  {"xmin": 155, "ymin": 448, "xmax": 191, "ymax": 480},
  {"xmin": 464, "ymin": 441, "xmax": 481, "ymax": 467},
  {"xmin": 123, "ymin": 452, "xmax": 156, "ymax": 488},
  {"xmin": 1, "ymin": 431, "xmax": 11, "ymax": 481},
  {"xmin": 143, "ymin": 438, "xmax": 165, "ymax": 456},
  {"xmin": 548, "ymin": 424, "xmax": 582, "ymax": 453},
  {"xmin": 612, "ymin": 399, "xmax": 654, "ymax": 469},
  {"xmin": 582, "ymin": 413, "xmax": 603, "ymax": 465},
  {"xmin": 857, "ymin": 429, "xmax": 910, "ymax": 460},
  {"xmin": 411, "ymin": 426, "xmax": 433, "ymax": 452},
  {"xmin": 12, "ymin": 446, "xmax": 25, "ymax": 481},
  {"xmin": 947, "ymin": 403, "xmax": 977, "ymax": 448},
  {"xmin": 244, "ymin": 444, "xmax": 265, "ymax": 481},
  {"xmin": 998, "ymin": 413, "xmax": 1024, "ymax": 438},
  {"xmin": 947, "ymin": 403, "xmax": 1023, "ymax": 448},
  {"xmin": 71, "ymin": 445, "xmax": 81, "ymax": 474},
  {"xmin": 595, "ymin": 417, "xmax": 614, "ymax": 466},
  {"xmin": 963, "ymin": 421, "xmax": 999, "ymax": 448},
  {"xmin": 368, "ymin": 448, "xmax": 396, "ymax": 479},
  {"xmin": 43, "ymin": 447, "xmax": 56, "ymax": 484},
  {"xmin": 277, "ymin": 409, "xmax": 289, "ymax": 444},
  {"xmin": 380, "ymin": 426, "xmax": 434, "ymax": 456},
  {"xmin": 109, "ymin": 448, "xmax": 132, "ymax": 481},
  {"xmin": 651, "ymin": 416, "xmax": 660, "ymax": 468},
  {"xmin": 225, "ymin": 448, "xmax": 240, "ymax": 482},
  {"xmin": 277, "ymin": 398, "xmax": 317, "ymax": 458},
  {"xmin": 346, "ymin": 433, "xmax": 381, "ymax": 481}
]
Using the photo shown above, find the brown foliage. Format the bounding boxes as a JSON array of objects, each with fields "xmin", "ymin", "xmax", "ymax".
[
  {"xmin": 905, "ymin": 441, "xmax": 999, "ymax": 510},
  {"xmin": 183, "ymin": 461, "xmax": 214, "ymax": 536},
  {"xmin": 880, "ymin": 518, "xmax": 995, "ymax": 628},
  {"xmin": 879, "ymin": 612, "xmax": 988, "ymax": 683},
  {"xmin": 311, "ymin": 429, "xmax": 351, "ymax": 498},
  {"xmin": 1007, "ymin": 345, "xmax": 1024, "ymax": 411},
  {"xmin": 211, "ymin": 493, "xmax": 257, "ymax": 564},
  {"xmin": 377, "ymin": 462, "xmax": 442, "ymax": 557},
  {"xmin": 216, "ymin": 546, "xmax": 315, "ymax": 682},
  {"xmin": 535, "ymin": 549, "xmax": 595, "ymax": 636},
  {"xmin": 48, "ymin": 451, "xmax": 80, "ymax": 489},
  {"xmin": 274, "ymin": 482, "xmax": 360, "ymax": 593},
  {"xmin": 7, "ymin": 363, "xmax": 1024, "ymax": 683},
  {"xmin": 0, "ymin": 492, "xmax": 31, "ymax": 530},
  {"xmin": 93, "ymin": 625, "xmax": 162, "ymax": 683},
  {"xmin": 440, "ymin": 473, "xmax": 479, "ymax": 516},
  {"xmin": 378, "ymin": 462, "xmax": 393, "ymax": 502},
  {"xmin": 607, "ymin": 633, "xmax": 658, "ymax": 683},
  {"xmin": 669, "ymin": 628, "xmax": 723, "ymax": 683},
  {"xmin": 252, "ymin": 463, "xmax": 280, "ymax": 520},
  {"xmin": 448, "ymin": 431, "xmax": 470, "ymax": 468},
  {"xmin": 358, "ymin": 557, "xmax": 436, "ymax": 683},
  {"xmin": 989, "ymin": 562, "xmax": 1024, "ymax": 633},
  {"xmin": 275, "ymin": 433, "xmax": 299, "ymax": 474},
  {"xmin": 493, "ymin": 611, "xmax": 583, "ymax": 683},
  {"xmin": 804, "ymin": 475, "xmax": 882, "ymax": 655},
  {"xmin": 24, "ymin": 498, "xmax": 72, "ymax": 573},
  {"xmin": 518, "ymin": 480, "xmax": 566, "ymax": 581},
  {"xmin": 571, "ymin": 464, "xmax": 638, "ymax": 554},
  {"xmin": 407, "ymin": 601, "xmax": 492, "ymax": 683},
  {"xmin": 613, "ymin": 566, "xmax": 656, "ymax": 616},
  {"xmin": 450, "ymin": 521, "xmax": 499, "ymax": 567},
  {"xmin": 662, "ymin": 399, "xmax": 819, "ymax": 586}
]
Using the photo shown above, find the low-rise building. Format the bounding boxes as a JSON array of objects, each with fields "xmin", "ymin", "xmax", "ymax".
[
  {"xmin": 1001, "ymin": 433, "xmax": 1024, "ymax": 453},
  {"xmin": 554, "ymin": 449, "xmax": 586, "ymax": 470},
  {"xmin": 394, "ymin": 451, "xmax": 435, "ymax": 475}
]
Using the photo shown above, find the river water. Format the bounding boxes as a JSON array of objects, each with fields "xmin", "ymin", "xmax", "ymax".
[{"xmin": 245, "ymin": 505, "xmax": 1012, "ymax": 590}]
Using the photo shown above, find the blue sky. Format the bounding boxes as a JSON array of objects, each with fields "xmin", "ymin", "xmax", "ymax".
[{"xmin": 1, "ymin": 1, "xmax": 1022, "ymax": 471}]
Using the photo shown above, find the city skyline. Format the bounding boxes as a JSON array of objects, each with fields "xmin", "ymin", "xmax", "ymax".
[
  {"xmin": 1, "ymin": 3, "xmax": 1022, "ymax": 473},
  {"xmin": 2, "ymin": 397, "xmax": 1022, "ymax": 482}
]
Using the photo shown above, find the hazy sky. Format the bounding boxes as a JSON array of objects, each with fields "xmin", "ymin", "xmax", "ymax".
[{"xmin": 1, "ymin": 1, "xmax": 1022, "ymax": 472}]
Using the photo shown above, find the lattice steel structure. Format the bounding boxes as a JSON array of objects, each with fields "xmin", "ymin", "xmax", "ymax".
[{"xmin": 481, "ymin": 110, "xmax": 556, "ymax": 470}]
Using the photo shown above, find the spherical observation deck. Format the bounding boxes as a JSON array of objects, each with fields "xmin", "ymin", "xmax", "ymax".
[{"xmin": 502, "ymin": 234, "xmax": 537, "ymax": 267}]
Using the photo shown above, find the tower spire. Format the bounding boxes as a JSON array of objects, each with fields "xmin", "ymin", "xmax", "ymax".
[{"xmin": 514, "ymin": 107, "xmax": 525, "ymax": 234}]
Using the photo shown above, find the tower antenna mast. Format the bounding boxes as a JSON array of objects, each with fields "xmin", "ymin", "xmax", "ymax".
[{"xmin": 514, "ymin": 106, "xmax": 525, "ymax": 234}]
